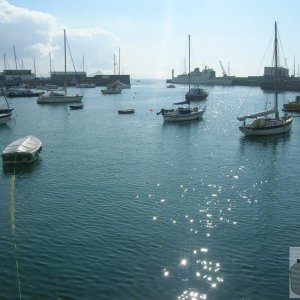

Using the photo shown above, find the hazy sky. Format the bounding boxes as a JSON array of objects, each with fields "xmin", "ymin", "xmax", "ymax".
[{"xmin": 1, "ymin": 0, "xmax": 300, "ymax": 78}]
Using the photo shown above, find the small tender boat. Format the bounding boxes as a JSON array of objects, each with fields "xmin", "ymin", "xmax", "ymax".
[
  {"xmin": 118, "ymin": 109, "xmax": 135, "ymax": 114},
  {"xmin": 2, "ymin": 135, "xmax": 42, "ymax": 165},
  {"xmin": 167, "ymin": 84, "xmax": 176, "ymax": 88},
  {"xmin": 69, "ymin": 104, "xmax": 84, "ymax": 110}
]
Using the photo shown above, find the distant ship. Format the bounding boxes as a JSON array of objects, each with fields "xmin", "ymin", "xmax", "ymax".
[{"xmin": 169, "ymin": 67, "xmax": 235, "ymax": 86}]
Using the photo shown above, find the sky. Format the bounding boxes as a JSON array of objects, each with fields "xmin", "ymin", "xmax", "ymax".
[{"xmin": 1, "ymin": 0, "xmax": 300, "ymax": 79}]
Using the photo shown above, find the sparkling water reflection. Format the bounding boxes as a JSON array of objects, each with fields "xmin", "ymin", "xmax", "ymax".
[{"xmin": 0, "ymin": 81, "xmax": 300, "ymax": 299}]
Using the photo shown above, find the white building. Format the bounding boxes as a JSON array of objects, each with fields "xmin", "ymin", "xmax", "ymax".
[
  {"xmin": 3, "ymin": 69, "xmax": 36, "ymax": 81},
  {"xmin": 264, "ymin": 67, "xmax": 289, "ymax": 78}
]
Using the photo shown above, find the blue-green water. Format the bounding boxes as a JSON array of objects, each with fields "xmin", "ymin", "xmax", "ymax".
[{"xmin": 1, "ymin": 81, "xmax": 300, "ymax": 299}]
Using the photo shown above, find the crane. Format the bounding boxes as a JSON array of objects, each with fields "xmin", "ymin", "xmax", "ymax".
[{"xmin": 219, "ymin": 61, "xmax": 227, "ymax": 77}]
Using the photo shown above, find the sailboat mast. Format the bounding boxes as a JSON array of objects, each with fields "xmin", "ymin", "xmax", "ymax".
[
  {"xmin": 188, "ymin": 34, "xmax": 190, "ymax": 93},
  {"xmin": 13, "ymin": 46, "xmax": 18, "ymax": 74},
  {"xmin": 4, "ymin": 54, "xmax": 7, "ymax": 70},
  {"xmin": 274, "ymin": 22, "xmax": 279, "ymax": 119},
  {"xmin": 49, "ymin": 52, "xmax": 52, "ymax": 75},
  {"xmin": 64, "ymin": 29, "xmax": 67, "ymax": 96},
  {"xmin": 118, "ymin": 47, "xmax": 121, "ymax": 76},
  {"xmin": 114, "ymin": 54, "xmax": 116, "ymax": 75}
]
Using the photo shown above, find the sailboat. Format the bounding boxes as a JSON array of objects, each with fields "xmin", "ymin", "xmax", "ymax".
[
  {"xmin": 185, "ymin": 87, "xmax": 209, "ymax": 101},
  {"xmin": 157, "ymin": 35, "xmax": 206, "ymax": 121},
  {"xmin": 76, "ymin": 56, "xmax": 96, "ymax": 88},
  {"xmin": 238, "ymin": 22, "xmax": 292, "ymax": 136},
  {"xmin": 0, "ymin": 87, "xmax": 14, "ymax": 125},
  {"xmin": 37, "ymin": 29, "xmax": 83, "ymax": 104}
]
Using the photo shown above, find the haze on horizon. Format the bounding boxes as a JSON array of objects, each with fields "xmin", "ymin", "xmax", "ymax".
[{"xmin": 1, "ymin": 0, "xmax": 300, "ymax": 79}]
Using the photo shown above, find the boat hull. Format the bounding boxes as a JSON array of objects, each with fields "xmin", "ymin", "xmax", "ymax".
[
  {"xmin": 0, "ymin": 107, "xmax": 14, "ymax": 114},
  {"xmin": 2, "ymin": 135, "xmax": 42, "ymax": 165},
  {"xmin": 37, "ymin": 95, "xmax": 83, "ymax": 104},
  {"xmin": 118, "ymin": 109, "xmax": 134, "ymax": 114},
  {"xmin": 0, "ymin": 112, "xmax": 13, "ymax": 125},
  {"xmin": 239, "ymin": 117, "xmax": 292, "ymax": 136},
  {"xmin": 7, "ymin": 92, "xmax": 44, "ymax": 98},
  {"xmin": 101, "ymin": 89, "xmax": 122, "ymax": 95},
  {"xmin": 163, "ymin": 107, "xmax": 206, "ymax": 122},
  {"xmin": 185, "ymin": 94, "xmax": 208, "ymax": 101},
  {"xmin": 69, "ymin": 104, "xmax": 84, "ymax": 110}
]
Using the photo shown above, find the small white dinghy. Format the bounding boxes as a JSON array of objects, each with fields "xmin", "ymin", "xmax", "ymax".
[{"xmin": 2, "ymin": 135, "xmax": 42, "ymax": 165}]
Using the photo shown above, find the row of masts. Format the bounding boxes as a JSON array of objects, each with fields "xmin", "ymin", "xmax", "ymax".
[{"xmin": 3, "ymin": 45, "xmax": 123, "ymax": 77}]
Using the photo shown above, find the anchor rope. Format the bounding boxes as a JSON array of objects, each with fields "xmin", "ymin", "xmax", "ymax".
[{"xmin": 10, "ymin": 154, "xmax": 22, "ymax": 300}]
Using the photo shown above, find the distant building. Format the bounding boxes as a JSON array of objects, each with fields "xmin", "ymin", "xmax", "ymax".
[
  {"xmin": 2, "ymin": 69, "xmax": 36, "ymax": 81},
  {"xmin": 264, "ymin": 66, "xmax": 289, "ymax": 78},
  {"xmin": 50, "ymin": 71, "xmax": 86, "ymax": 84}
]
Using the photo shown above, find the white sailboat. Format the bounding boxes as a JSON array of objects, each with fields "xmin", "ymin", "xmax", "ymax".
[
  {"xmin": 157, "ymin": 35, "xmax": 206, "ymax": 122},
  {"xmin": 76, "ymin": 56, "xmax": 96, "ymax": 88},
  {"xmin": 238, "ymin": 22, "xmax": 292, "ymax": 136},
  {"xmin": 37, "ymin": 29, "xmax": 83, "ymax": 104}
]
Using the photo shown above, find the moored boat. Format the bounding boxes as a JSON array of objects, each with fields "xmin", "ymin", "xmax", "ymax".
[
  {"xmin": 0, "ymin": 112, "xmax": 13, "ymax": 125},
  {"xmin": 0, "ymin": 87, "xmax": 14, "ymax": 125},
  {"xmin": 157, "ymin": 35, "xmax": 206, "ymax": 122},
  {"xmin": 37, "ymin": 29, "xmax": 83, "ymax": 104},
  {"xmin": 237, "ymin": 22, "xmax": 292, "ymax": 136},
  {"xmin": 76, "ymin": 83, "xmax": 96, "ymax": 88},
  {"xmin": 69, "ymin": 104, "xmax": 84, "ymax": 110},
  {"xmin": 2, "ymin": 135, "xmax": 42, "ymax": 165},
  {"xmin": 283, "ymin": 95, "xmax": 300, "ymax": 112},
  {"xmin": 101, "ymin": 82, "xmax": 122, "ymax": 95},
  {"xmin": 185, "ymin": 87, "xmax": 208, "ymax": 101},
  {"xmin": 38, "ymin": 91, "xmax": 82, "ymax": 104},
  {"xmin": 118, "ymin": 109, "xmax": 134, "ymax": 114},
  {"xmin": 6, "ymin": 88, "xmax": 44, "ymax": 98}
]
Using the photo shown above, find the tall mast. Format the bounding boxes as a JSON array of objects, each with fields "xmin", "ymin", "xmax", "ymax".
[
  {"xmin": 274, "ymin": 22, "xmax": 279, "ymax": 119},
  {"xmin": 13, "ymin": 46, "xmax": 18, "ymax": 73},
  {"xmin": 64, "ymin": 29, "xmax": 67, "ymax": 96},
  {"xmin": 49, "ymin": 52, "xmax": 52, "ymax": 75},
  {"xmin": 118, "ymin": 47, "xmax": 120, "ymax": 76},
  {"xmin": 114, "ymin": 54, "xmax": 116, "ymax": 75},
  {"xmin": 4, "ymin": 54, "xmax": 7, "ymax": 70},
  {"xmin": 294, "ymin": 56, "xmax": 296, "ymax": 77},
  {"xmin": 188, "ymin": 34, "xmax": 190, "ymax": 93},
  {"xmin": 34, "ymin": 59, "xmax": 36, "ymax": 76}
]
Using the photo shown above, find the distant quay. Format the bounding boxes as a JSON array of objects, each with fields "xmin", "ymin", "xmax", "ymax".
[
  {"xmin": 166, "ymin": 66, "xmax": 300, "ymax": 92},
  {"xmin": 0, "ymin": 69, "xmax": 130, "ymax": 87}
]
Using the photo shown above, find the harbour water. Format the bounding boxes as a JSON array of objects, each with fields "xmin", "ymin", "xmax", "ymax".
[{"xmin": 0, "ymin": 80, "xmax": 300, "ymax": 299}]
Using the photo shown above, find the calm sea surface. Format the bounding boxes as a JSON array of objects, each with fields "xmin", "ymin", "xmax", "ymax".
[{"xmin": 1, "ymin": 80, "xmax": 300, "ymax": 299}]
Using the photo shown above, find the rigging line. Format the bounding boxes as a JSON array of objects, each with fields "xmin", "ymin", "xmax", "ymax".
[
  {"xmin": 10, "ymin": 155, "xmax": 22, "ymax": 300},
  {"xmin": 277, "ymin": 31, "xmax": 288, "ymax": 69},
  {"xmin": 65, "ymin": 37, "xmax": 84, "ymax": 96},
  {"xmin": 255, "ymin": 29, "xmax": 274, "ymax": 77},
  {"xmin": 237, "ymin": 27, "xmax": 274, "ymax": 117}
]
